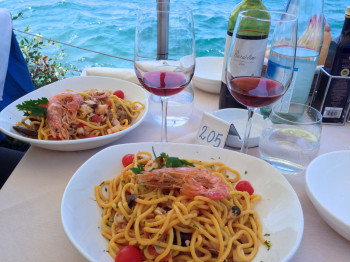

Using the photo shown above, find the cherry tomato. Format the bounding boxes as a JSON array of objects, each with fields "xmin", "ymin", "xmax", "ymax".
[
  {"xmin": 90, "ymin": 114, "xmax": 103, "ymax": 123},
  {"xmin": 147, "ymin": 245, "xmax": 171, "ymax": 262},
  {"xmin": 85, "ymin": 134, "xmax": 99, "ymax": 138},
  {"xmin": 122, "ymin": 154, "xmax": 134, "ymax": 167},
  {"xmin": 235, "ymin": 180, "xmax": 254, "ymax": 195},
  {"xmin": 115, "ymin": 245, "xmax": 142, "ymax": 262},
  {"xmin": 113, "ymin": 90, "xmax": 125, "ymax": 99}
]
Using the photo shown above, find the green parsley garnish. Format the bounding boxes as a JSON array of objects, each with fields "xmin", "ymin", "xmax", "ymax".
[
  {"xmin": 158, "ymin": 149, "xmax": 194, "ymax": 168},
  {"xmin": 152, "ymin": 146, "xmax": 162, "ymax": 167},
  {"xmin": 154, "ymin": 147, "xmax": 195, "ymax": 168},
  {"xmin": 16, "ymin": 97, "xmax": 49, "ymax": 117},
  {"xmin": 131, "ymin": 163, "xmax": 145, "ymax": 174},
  {"xmin": 165, "ymin": 156, "xmax": 194, "ymax": 168},
  {"xmin": 264, "ymin": 240, "xmax": 271, "ymax": 250}
]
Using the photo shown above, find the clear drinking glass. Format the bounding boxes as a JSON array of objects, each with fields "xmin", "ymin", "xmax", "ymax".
[
  {"xmin": 225, "ymin": 10, "xmax": 298, "ymax": 153},
  {"xmin": 134, "ymin": 2, "xmax": 195, "ymax": 142},
  {"xmin": 149, "ymin": 83, "xmax": 194, "ymax": 127},
  {"xmin": 259, "ymin": 102, "xmax": 322, "ymax": 175}
]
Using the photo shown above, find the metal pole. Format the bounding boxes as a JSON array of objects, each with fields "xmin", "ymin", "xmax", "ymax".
[{"xmin": 157, "ymin": 0, "xmax": 169, "ymax": 60}]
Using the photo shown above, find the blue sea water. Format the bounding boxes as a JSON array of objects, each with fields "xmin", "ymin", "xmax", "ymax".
[{"xmin": 1, "ymin": 0, "xmax": 348, "ymax": 71}]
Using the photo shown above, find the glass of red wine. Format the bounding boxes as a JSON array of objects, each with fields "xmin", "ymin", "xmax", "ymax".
[
  {"xmin": 226, "ymin": 10, "xmax": 298, "ymax": 153},
  {"xmin": 134, "ymin": 2, "xmax": 195, "ymax": 142}
]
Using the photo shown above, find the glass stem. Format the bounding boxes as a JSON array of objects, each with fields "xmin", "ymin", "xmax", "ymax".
[
  {"xmin": 160, "ymin": 96, "xmax": 168, "ymax": 142},
  {"xmin": 241, "ymin": 107, "xmax": 256, "ymax": 154}
]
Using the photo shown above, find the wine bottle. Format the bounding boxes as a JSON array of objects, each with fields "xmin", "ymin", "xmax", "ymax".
[
  {"xmin": 324, "ymin": 6, "xmax": 350, "ymax": 76},
  {"xmin": 219, "ymin": 0, "xmax": 268, "ymax": 109}
]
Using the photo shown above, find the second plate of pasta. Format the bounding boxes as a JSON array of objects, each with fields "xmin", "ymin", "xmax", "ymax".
[
  {"xmin": 0, "ymin": 76, "xmax": 149, "ymax": 151},
  {"xmin": 61, "ymin": 142, "xmax": 304, "ymax": 262}
]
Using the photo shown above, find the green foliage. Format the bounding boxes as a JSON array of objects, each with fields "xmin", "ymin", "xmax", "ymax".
[{"xmin": 13, "ymin": 12, "xmax": 80, "ymax": 89}]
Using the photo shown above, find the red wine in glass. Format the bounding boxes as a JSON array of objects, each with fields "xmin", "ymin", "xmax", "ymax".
[
  {"xmin": 229, "ymin": 76, "xmax": 285, "ymax": 108},
  {"xmin": 137, "ymin": 71, "xmax": 188, "ymax": 96}
]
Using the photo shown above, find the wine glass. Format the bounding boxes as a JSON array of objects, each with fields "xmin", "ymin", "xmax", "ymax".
[
  {"xmin": 134, "ymin": 2, "xmax": 195, "ymax": 142},
  {"xmin": 226, "ymin": 10, "xmax": 298, "ymax": 153}
]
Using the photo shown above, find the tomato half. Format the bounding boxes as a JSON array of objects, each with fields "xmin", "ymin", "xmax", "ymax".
[
  {"xmin": 122, "ymin": 154, "xmax": 134, "ymax": 167},
  {"xmin": 235, "ymin": 180, "xmax": 254, "ymax": 195},
  {"xmin": 115, "ymin": 245, "xmax": 142, "ymax": 262},
  {"xmin": 113, "ymin": 90, "xmax": 125, "ymax": 99},
  {"xmin": 90, "ymin": 114, "xmax": 103, "ymax": 123}
]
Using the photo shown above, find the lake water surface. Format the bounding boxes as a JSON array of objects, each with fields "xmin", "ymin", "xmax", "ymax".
[{"xmin": 2, "ymin": 0, "xmax": 348, "ymax": 70}]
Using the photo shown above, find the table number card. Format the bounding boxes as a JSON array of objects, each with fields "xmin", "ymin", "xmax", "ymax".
[{"xmin": 195, "ymin": 112, "xmax": 231, "ymax": 148}]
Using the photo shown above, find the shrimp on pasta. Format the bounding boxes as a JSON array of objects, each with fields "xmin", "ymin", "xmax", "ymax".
[
  {"xmin": 14, "ymin": 89, "xmax": 145, "ymax": 140},
  {"xmin": 94, "ymin": 150, "xmax": 271, "ymax": 262}
]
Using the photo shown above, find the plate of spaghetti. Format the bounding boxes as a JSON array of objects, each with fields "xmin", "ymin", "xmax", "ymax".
[
  {"xmin": 0, "ymin": 76, "xmax": 148, "ymax": 151},
  {"xmin": 61, "ymin": 142, "xmax": 304, "ymax": 262}
]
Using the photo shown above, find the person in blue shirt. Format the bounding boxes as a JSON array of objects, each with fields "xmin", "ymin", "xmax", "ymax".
[{"xmin": 0, "ymin": 9, "xmax": 35, "ymax": 188}]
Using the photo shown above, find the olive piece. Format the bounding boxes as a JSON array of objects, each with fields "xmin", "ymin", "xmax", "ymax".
[
  {"xmin": 127, "ymin": 194, "xmax": 137, "ymax": 208},
  {"xmin": 232, "ymin": 205, "xmax": 241, "ymax": 216},
  {"xmin": 180, "ymin": 232, "xmax": 192, "ymax": 246},
  {"xmin": 172, "ymin": 231, "xmax": 192, "ymax": 246}
]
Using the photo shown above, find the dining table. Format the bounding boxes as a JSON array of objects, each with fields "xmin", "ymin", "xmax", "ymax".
[{"xmin": 0, "ymin": 71, "xmax": 350, "ymax": 262}]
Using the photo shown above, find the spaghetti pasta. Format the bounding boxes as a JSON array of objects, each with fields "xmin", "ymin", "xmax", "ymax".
[
  {"xmin": 94, "ymin": 150, "xmax": 270, "ymax": 262},
  {"xmin": 14, "ymin": 89, "xmax": 145, "ymax": 140}
]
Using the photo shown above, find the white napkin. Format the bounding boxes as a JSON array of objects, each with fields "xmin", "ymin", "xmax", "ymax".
[
  {"xmin": 81, "ymin": 67, "xmax": 140, "ymax": 86},
  {"xmin": 0, "ymin": 9, "xmax": 12, "ymax": 101}
]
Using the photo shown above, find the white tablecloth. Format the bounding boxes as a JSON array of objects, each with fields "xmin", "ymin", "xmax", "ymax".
[{"xmin": 0, "ymin": 72, "xmax": 350, "ymax": 262}]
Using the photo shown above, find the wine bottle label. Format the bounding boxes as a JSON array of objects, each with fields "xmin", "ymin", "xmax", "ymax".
[
  {"xmin": 221, "ymin": 34, "xmax": 232, "ymax": 84},
  {"xmin": 228, "ymin": 35, "xmax": 268, "ymax": 78},
  {"xmin": 340, "ymin": 51, "xmax": 350, "ymax": 76}
]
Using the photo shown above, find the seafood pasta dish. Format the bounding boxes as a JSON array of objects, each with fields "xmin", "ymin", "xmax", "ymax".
[
  {"xmin": 14, "ymin": 89, "xmax": 145, "ymax": 140},
  {"xmin": 94, "ymin": 149, "xmax": 271, "ymax": 262}
]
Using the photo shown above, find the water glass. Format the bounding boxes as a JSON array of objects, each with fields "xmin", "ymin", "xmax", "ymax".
[
  {"xmin": 259, "ymin": 103, "xmax": 322, "ymax": 175},
  {"xmin": 150, "ymin": 84, "xmax": 194, "ymax": 127}
]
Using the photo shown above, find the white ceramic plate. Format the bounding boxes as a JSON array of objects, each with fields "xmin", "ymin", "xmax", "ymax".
[
  {"xmin": 61, "ymin": 142, "xmax": 303, "ymax": 262},
  {"xmin": 192, "ymin": 57, "xmax": 223, "ymax": 94},
  {"xmin": 306, "ymin": 150, "xmax": 350, "ymax": 241},
  {"xmin": 0, "ymin": 76, "xmax": 149, "ymax": 151},
  {"xmin": 214, "ymin": 108, "xmax": 264, "ymax": 148}
]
